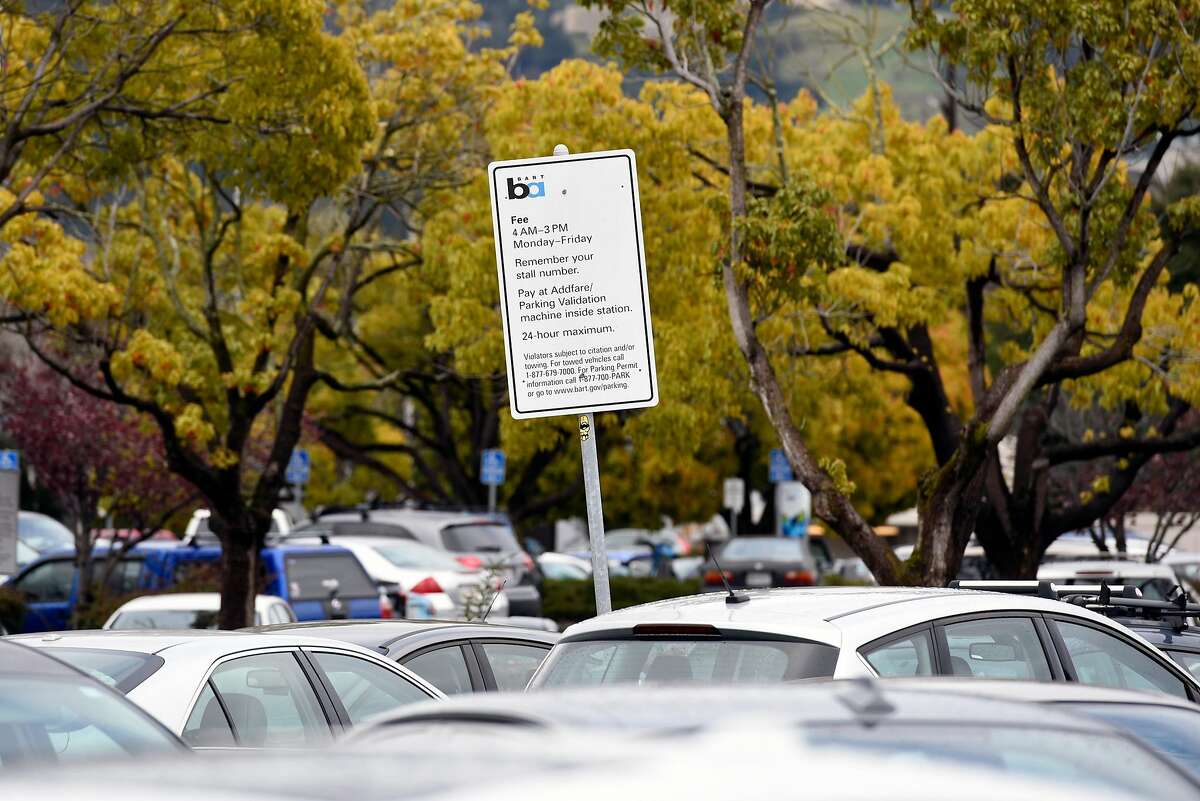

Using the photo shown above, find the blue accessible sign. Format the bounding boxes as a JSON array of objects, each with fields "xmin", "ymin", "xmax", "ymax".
[
  {"xmin": 285, "ymin": 449, "xmax": 311, "ymax": 485},
  {"xmin": 480, "ymin": 449, "xmax": 506, "ymax": 486},
  {"xmin": 0, "ymin": 450, "xmax": 18, "ymax": 472},
  {"xmin": 769, "ymin": 448, "xmax": 793, "ymax": 483}
]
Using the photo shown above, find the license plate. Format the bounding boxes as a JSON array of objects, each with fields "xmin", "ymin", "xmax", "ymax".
[{"xmin": 745, "ymin": 572, "xmax": 773, "ymax": 587}]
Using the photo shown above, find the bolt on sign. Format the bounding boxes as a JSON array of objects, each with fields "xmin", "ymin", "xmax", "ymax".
[{"xmin": 488, "ymin": 149, "xmax": 658, "ymax": 420}]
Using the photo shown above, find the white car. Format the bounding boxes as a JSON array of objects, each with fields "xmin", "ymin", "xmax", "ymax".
[
  {"xmin": 184, "ymin": 508, "xmax": 296, "ymax": 542},
  {"xmin": 286, "ymin": 535, "xmax": 509, "ymax": 620},
  {"xmin": 1038, "ymin": 560, "xmax": 1185, "ymax": 600},
  {"xmin": 9, "ymin": 630, "xmax": 443, "ymax": 748},
  {"xmin": 537, "ymin": 551, "xmax": 593, "ymax": 580},
  {"xmin": 103, "ymin": 593, "xmax": 297, "ymax": 630},
  {"xmin": 528, "ymin": 587, "xmax": 1199, "ymax": 701}
]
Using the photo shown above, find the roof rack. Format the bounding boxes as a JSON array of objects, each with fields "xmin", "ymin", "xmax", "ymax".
[
  {"xmin": 949, "ymin": 580, "xmax": 1140, "ymax": 601},
  {"xmin": 951, "ymin": 580, "xmax": 1200, "ymax": 631}
]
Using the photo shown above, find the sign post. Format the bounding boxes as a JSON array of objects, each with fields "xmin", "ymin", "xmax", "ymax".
[
  {"xmin": 723, "ymin": 477, "xmax": 745, "ymax": 538},
  {"xmin": 480, "ymin": 449, "xmax": 506, "ymax": 513},
  {"xmin": 489, "ymin": 144, "xmax": 658, "ymax": 615},
  {"xmin": 0, "ymin": 450, "xmax": 20, "ymax": 576}
]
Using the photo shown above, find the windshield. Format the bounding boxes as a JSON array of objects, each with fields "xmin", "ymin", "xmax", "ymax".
[
  {"xmin": 800, "ymin": 722, "xmax": 1197, "ymax": 797},
  {"xmin": 38, "ymin": 648, "xmax": 165, "ymax": 693},
  {"xmin": 109, "ymin": 609, "xmax": 222, "ymax": 631},
  {"xmin": 532, "ymin": 638, "xmax": 839, "ymax": 688},
  {"xmin": 1168, "ymin": 650, "xmax": 1200, "ymax": 681},
  {"xmin": 19, "ymin": 513, "xmax": 74, "ymax": 554},
  {"xmin": 373, "ymin": 541, "xmax": 464, "ymax": 571},
  {"xmin": 440, "ymin": 523, "xmax": 519, "ymax": 554},
  {"xmin": 1064, "ymin": 702, "xmax": 1200, "ymax": 781},
  {"xmin": 721, "ymin": 539, "xmax": 806, "ymax": 561},
  {"xmin": 0, "ymin": 673, "xmax": 182, "ymax": 765}
]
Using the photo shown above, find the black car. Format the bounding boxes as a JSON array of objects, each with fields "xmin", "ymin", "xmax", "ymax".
[
  {"xmin": 700, "ymin": 536, "xmax": 817, "ymax": 591},
  {"xmin": 246, "ymin": 619, "xmax": 558, "ymax": 695},
  {"xmin": 0, "ymin": 640, "xmax": 187, "ymax": 766}
]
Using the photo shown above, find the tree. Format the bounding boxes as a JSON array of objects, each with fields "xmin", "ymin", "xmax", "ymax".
[
  {"xmin": 0, "ymin": 359, "xmax": 193, "ymax": 626},
  {"xmin": 582, "ymin": 0, "xmax": 1200, "ymax": 583}
]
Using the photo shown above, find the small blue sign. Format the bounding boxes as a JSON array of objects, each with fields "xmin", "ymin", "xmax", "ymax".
[
  {"xmin": 769, "ymin": 448, "xmax": 793, "ymax": 483},
  {"xmin": 0, "ymin": 450, "xmax": 18, "ymax": 472},
  {"xmin": 480, "ymin": 449, "xmax": 506, "ymax": 486},
  {"xmin": 285, "ymin": 449, "xmax": 311, "ymax": 484}
]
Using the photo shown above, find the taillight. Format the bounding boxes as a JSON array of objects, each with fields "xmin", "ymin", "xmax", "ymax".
[
  {"xmin": 704, "ymin": 570, "xmax": 732, "ymax": 586},
  {"xmin": 378, "ymin": 593, "xmax": 395, "ymax": 619},
  {"xmin": 410, "ymin": 576, "xmax": 443, "ymax": 594},
  {"xmin": 455, "ymin": 555, "xmax": 483, "ymax": 570},
  {"xmin": 520, "ymin": 552, "xmax": 535, "ymax": 571},
  {"xmin": 784, "ymin": 570, "xmax": 815, "ymax": 586}
]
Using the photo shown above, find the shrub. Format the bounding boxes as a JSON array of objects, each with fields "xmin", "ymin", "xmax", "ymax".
[
  {"xmin": 0, "ymin": 586, "xmax": 25, "ymax": 633},
  {"xmin": 542, "ymin": 576, "xmax": 702, "ymax": 628}
]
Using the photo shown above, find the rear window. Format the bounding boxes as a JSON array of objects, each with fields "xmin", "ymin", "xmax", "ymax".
[
  {"xmin": 109, "ymin": 610, "xmax": 220, "ymax": 631},
  {"xmin": 440, "ymin": 523, "xmax": 519, "ymax": 553},
  {"xmin": 285, "ymin": 554, "xmax": 376, "ymax": 600},
  {"xmin": 721, "ymin": 538, "xmax": 806, "ymax": 561},
  {"xmin": 532, "ymin": 637, "xmax": 838, "ymax": 688},
  {"xmin": 38, "ymin": 648, "xmax": 165, "ymax": 694}
]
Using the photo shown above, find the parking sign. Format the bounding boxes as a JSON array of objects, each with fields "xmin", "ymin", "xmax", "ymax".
[
  {"xmin": 480, "ymin": 449, "xmax": 506, "ymax": 486},
  {"xmin": 285, "ymin": 449, "xmax": 311, "ymax": 485},
  {"xmin": 769, "ymin": 448, "xmax": 793, "ymax": 483}
]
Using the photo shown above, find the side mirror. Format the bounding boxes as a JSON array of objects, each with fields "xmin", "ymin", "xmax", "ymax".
[{"xmin": 969, "ymin": 642, "xmax": 1018, "ymax": 662}]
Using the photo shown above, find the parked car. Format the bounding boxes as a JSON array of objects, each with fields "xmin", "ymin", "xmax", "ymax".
[
  {"xmin": 699, "ymin": 536, "xmax": 817, "ymax": 589},
  {"xmin": 527, "ymin": 587, "xmax": 1199, "ymax": 699},
  {"xmin": 7, "ymin": 511, "xmax": 74, "ymax": 576},
  {"xmin": 314, "ymin": 507, "xmax": 543, "ymax": 617},
  {"xmin": 246, "ymin": 619, "xmax": 558, "ymax": 694},
  {"xmin": 349, "ymin": 682, "xmax": 1200, "ymax": 798},
  {"xmin": 8, "ymin": 630, "xmax": 443, "ymax": 747},
  {"xmin": 103, "ymin": 593, "xmax": 296, "ymax": 630},
  {"xmin": 881, "ymin": 678, "xmax": 1200, "ymax": 781},
  {"xmin": 0, "ymin": 639, "xmax": 188, "ymax": 766},
  {"xmin": 1038, "ymin": 560, "xmax": 1185, "ymax": 600},
  {"xmin": 286, "ymin": 528, "xmax": 509, "ymax": 620},
  {"xmin": 183, "ymin": 507, "xmax": 297, "ymax": 542},
  {"xmin": 537, "ymin": 551, "xmax": 592, "ymax": 580},
  {"xmin": 4, "ymin": 542, "xmax": 392, "ymax": 632}
]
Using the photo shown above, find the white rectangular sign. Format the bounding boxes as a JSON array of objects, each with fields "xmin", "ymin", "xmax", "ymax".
[{"xmin": 489, "ymin": 149, "xmax": 658, "ymax": 420}]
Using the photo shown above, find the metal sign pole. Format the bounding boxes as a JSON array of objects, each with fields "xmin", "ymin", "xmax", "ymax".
[
  {"xmin": 579, "ymin": 412, "xmax": 612, "ymax": 614},
  {"xmin": 487, "ymin": 484, "xmax": 497, "ymax": 513}
]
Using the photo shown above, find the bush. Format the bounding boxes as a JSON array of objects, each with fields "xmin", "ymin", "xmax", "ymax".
[
  {"xmin": 542, "ymin": 576, "xmax": 702, "ymax": 628},
  {"xmin": 0, "ymin": 586, "xmax": 25, "ymax": 633}
]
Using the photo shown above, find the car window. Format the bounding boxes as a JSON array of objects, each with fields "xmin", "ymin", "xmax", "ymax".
[
  {"xmin": 181, "ymin": 681, "xmax": 235, "ymax": 747},
  {"xmin": 284, "ymin": 555, "xmax": 376, "ymax": 600},
  {"xmin": 14, "ymin": 559, "xmax": 75, "ymax": 602},
  {"xmin": 403, "ymin": 646, "xmax": 475, "ymax": 695},
  {"xmin": 0, "ymin": 672, "xmax": 182, "ymax": 765},
  {"xmin": 207, "ymin": 652, "xmax": 332, "ymax": 747},
  {"xmin": 268, "ymin": 603, "xmax": 294, "ymax": 625},
  {"xmin": 440, "ymin": 523, "xmax": 519, "ymax": 553},
  {"xmin": 720, "ymin": 538, "xmax": 806, "ymax": 560},
  {"xmin": 478, "ymin": 642, "xmax": 549, "ymax": 691},
  {"xmin": 1065, "ymin": 702, "xmax": 1200, "ymax": 781},
  {"xmin": 108, "ymin": 609, "xmax": 220, "ymax": 630},
  {"xmin": 862, "ymin": 630, "xmax": 935, "ymax": 677},
  {"xmin": 1054, "ymin": 620, "xmax": 1189, "ymax": 698},
  {"xmin": 372, "ymin": 541, "xmax": 463, "ymax": 571},
  {"xmin": 37, "ymin": 648, "xmax": 164, "ymax": 693},
  {"xmin": 1168, "ymin": 650, "xmax": 1200, "ymax": 681},
  {"xmin": 18, "ymin": 514, "xmax": 74, "ymax": 554},
  {"xmin": 941, "ymin": 617, "xmax": 1051, "ymax": 680},
  {"xmin": 91, "ymin": 559, "xmax": 143, "ymax": 595},
  {"xmin": 534, "ymin": 639, "xmax": 838, "ymax": 688},
  {"xmin": 309, "ymin": 651, "xmax": 430, "ymax": 724}
]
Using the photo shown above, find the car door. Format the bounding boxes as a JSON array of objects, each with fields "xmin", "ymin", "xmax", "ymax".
[
  {"xmin": 180, "ymin": 650, "xmax": 335, "ymax": 750},
  {"xmin": 471, "ymin": 639, "xmax": 553, "ymax": 691},
  {"xmin": 303, "ymin": 649, "xmax": 438, "ymax": 726},
  {"xmin": 400, "ymin": 643, "xmax": 485, "ymax": 695},
  {"xmin": 1046, "ymin": 616, "xmax": 1195, "ymax": 699},
  {"xmin": 9, "ymin": 558, "xmax": 76, "ymax": 632}
]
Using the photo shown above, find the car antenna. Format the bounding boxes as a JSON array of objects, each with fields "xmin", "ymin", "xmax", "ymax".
[
  {"xmin": 481, "ymin": 576, "xmax": 507, "ymax": 622},
  {"xmin": 707, "ymin": 541, "xmax": 749, "ymax": 605}
]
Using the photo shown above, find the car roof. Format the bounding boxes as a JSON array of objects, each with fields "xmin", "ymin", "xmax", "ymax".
[
  {"xmin": 6, "ymin": 629, "xmax": 369, "ymax": 659},
  {"xmin": 353, "ymin": 680, "xmax": 1128, "ymax": 735},
  {"xmin": 1037, "ymin": 560, "xmax": 1178, "ymax": 577},
  {"xmin": 878, "ymin": 677, "xmax": 1200, "ymax": 710},
  {"xmin": 113, "ymin": 593, "xmax": 283, "ymax": 612},
  {"xmin": 1119, "ymin": 619, "xmax": 1200, "ymax": 648},
  {"xmin": 558, "ymin": 587, "xmax": 1097, "ymax": 644},
  {"xmin": 244, "ymin": 619, "xmax": 559, "ymax": 650}
]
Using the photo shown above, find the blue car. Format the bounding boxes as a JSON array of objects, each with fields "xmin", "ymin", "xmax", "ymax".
[{"xmin": 3, "ymin": 542, "xmax": 389, "ymax": 633}]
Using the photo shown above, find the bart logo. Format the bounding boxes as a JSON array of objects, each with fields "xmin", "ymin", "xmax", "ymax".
[{"xmin": 507, "ymin": 175, "xmax": 546, "ymax": 200}]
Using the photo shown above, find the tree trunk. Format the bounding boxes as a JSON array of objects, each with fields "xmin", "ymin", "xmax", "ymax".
[
  {"xmin": 913, "ymin": 429, "xmax": 990, "ymax": 585},
  {"xmin": 218, "ymin": 532, "xmax": 260, "ymax": 633},
  {"xmin": 70, "ymin": 536, "xmax": 95, "ymax": 630}
]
